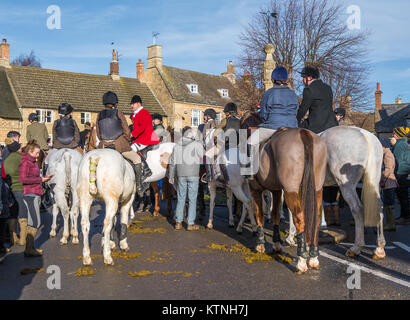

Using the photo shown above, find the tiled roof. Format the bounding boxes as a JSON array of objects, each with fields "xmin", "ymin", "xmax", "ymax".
[
  {"xmin": 161, "ymin": 65, "xmax": 234, "ymax": 107},
  {"xmin": 343, "ymin": 111, "xmax": 375, "ymax": 133},
  {"xmin": 0, "ymin": 68, "xmax": 21, "ymax": 119},
  {"xmin": 5, "ymin": 65, "xmax": 166, "ymax": 116},
  {"xmin": 375, "ymin": 104, "xmax": 410, "ymax": 133}
]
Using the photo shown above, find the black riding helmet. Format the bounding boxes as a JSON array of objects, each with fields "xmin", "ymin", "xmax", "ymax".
[
  {"xmin": 334, "ymin": 108, "xmax": 346, "ymax": 117},
  {"xmin": 204, "ymin": 108, "xmax": 217, "ymax": 119},
  {"xmin": 152, "ymin": 113, "xmax": 163, "ymax": 121},
  {"xmin": 58, "ymin": 103, "xmax": 74, "ymax": 116},
  {"xmin": 300, "ymin": 66, "xmax": 320, "ymax": 79},
  {"xmin": 103, "ymin": 91, "xmax": 118, "ymax": 105},
  {"xmin": 223, "ymin": 102, "xmax": 238, "ymax": 113},
  {"xmin": 28, "ymin": 113, "xmax": 38, "ymax": 122}
]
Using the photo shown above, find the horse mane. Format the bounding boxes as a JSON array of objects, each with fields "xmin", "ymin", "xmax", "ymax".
[{"xmin": 240, "ymin": 111, "xmax": 262, "ymax": 129}]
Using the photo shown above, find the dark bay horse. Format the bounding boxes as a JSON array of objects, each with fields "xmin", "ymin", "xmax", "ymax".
[{"xmin": 241, "ymin": 112, "xmax": 327, "ymax": 274}]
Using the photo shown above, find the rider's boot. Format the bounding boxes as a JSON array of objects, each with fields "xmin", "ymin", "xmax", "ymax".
[
  {"xmin": 141, "ymin": 157, "xmax": 152, "ymax": 180},
  {"xmin": 133, "ymin": 163, "xmax": 149, "ymax": 197}
]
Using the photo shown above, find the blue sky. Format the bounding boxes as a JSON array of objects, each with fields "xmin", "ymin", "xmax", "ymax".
[{"xmin": 1, "ymin": 0, "xmax": 409, "ymax": 111}]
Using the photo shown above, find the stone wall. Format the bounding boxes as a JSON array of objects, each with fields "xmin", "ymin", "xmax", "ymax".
[
  {"xmin": 174, "ymin": 102, "xmax": 224, "ymax": 129},
  {"xmin": 0, "ymin": 117, "xmax": 21, "ymax": 145}
]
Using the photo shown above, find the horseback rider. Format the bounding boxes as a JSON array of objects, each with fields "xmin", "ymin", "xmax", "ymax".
[
  {"xmin": 198, "ymin": 108, "xmax": 217, "ymax": 182},
  {"xmin": 26, "ymin": 113, "xmax": 49, "ymax": 152},
  {"xmin": 213, "ymin": 102, "xmax": 241, "ymax": 183},
  {"xmin": 152, "ymin": 113, "xmax": 170, "ymax": 143},
  {"xmin": 243, "ymin": 67, "xmax": 298, "ymax": 178},
  {"xmin": 44, "ymin": 103, "xmax": 81, "ymax": 173},
  {"xmin": 130, "ymin": 95, "xmax": 160, "ymax": 183},
  {"xmin": 297, "ymin": 66, "xmax": 338, "ymax": 133},
  {"xmin": 334, "ymin": 108, "xmax": 346, "ymax": 125},
  {"xmin": 95, "ymin": 91, "xmax": 145, "ymax": 195}
]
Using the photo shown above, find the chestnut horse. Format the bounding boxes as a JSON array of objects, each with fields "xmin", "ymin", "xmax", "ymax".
[{"xmin": 241, "ymin": 112, "xmax": 327, "ymax": 274}]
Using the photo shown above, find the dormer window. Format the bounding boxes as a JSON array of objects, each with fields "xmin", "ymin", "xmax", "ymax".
[
  {"xmin": 218, "ymin": 89, "xmax": 229, "ymax": 98},
  {"xmin": 187, "ymin": 84, "xmax": 198, "ymax": 94}
]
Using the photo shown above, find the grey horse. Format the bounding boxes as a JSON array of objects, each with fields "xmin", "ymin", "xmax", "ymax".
[{"xmin": 320, "ymin": 126, "xmax": 386, "ymax": 259}]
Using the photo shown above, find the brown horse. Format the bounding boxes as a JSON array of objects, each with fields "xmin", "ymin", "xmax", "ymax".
[{"xmin": 241, "ymin": 112, "xmax": 327, "ymax": 274}]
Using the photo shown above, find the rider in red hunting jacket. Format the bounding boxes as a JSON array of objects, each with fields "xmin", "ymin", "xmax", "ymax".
[{"xmin": 130, "ymin": 95, "xmax": 160, "ymax": 150}]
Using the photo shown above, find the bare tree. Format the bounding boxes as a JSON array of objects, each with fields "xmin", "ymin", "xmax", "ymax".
[
  {"xmin": 11, "ymin": 50, "xmax": 42, "ymax": 68},
  {"xmin": 238, "ymin": 0, "xmax": 371, "ymax": 110},
  {"xmin": 231, "ymin": 72, "xmax": 264, "ymax": 112}
]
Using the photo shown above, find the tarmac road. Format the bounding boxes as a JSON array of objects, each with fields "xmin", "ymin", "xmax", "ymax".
[{"xmin": 0, "ymin": 200, "xmax": 409, "ymax": 300}]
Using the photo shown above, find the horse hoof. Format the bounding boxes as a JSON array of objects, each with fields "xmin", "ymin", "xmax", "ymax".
[
  {"xmin": 153, "ymin": 211, "xmax": 159, "ymax": 217},
  {"xmin": 59, "ymin": 238, "xmax": 68, "ymax": 246},
  {"xmin": 72, "ymin": 238, "xmax": 79, "ymax": 245},
  {"xmin": 206, "ymin": 225, "xmax": 213, "ymax": 230},
  {"xmin": 110, "ymin": 241, "xmax": 116, "ymax": 250},
  {"xmin": 256, "ymin": 244, "xmax": 265, "ymax": 254},
  {"xmin": 372, "ymin": 247, "xmax": 386, "ymax": 260},
  {"xmin": 49, "ymin": 231, "xmax": 56, "ymax": 238},
  {"xmin": 285, "ymin": 238, "xmax": 297, "ymax": 247},
  {"xmin": 83, "ymin": 257, "xmax": 93, "ymax": 266},
  {"xmin": 346, "ymin": 249, "xmax": 360, "ymax": 258},
  {"xmin": 308, "ymin": 257, "xmax": 320, "ymax": 270},
  {"xmin": 104, "ymin": 258, "xmax": 114, "ymax": 266},
  {"xmin": 273, "ymin": 242, "xmax": 283, "ymax": 253},
  {"xmin": 295, "ymin": 268, "xmax": 308, "ymax": 275}
]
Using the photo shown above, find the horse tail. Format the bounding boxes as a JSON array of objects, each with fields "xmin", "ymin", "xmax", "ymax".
[
  {"xmin": 63, "ymin": 151, "xmax": 72, "ymax": 193},
  {"xmin": 89, "ymin": 156, "xmax": 100, "ymax": 196},
  {"xmin": 299, "ymin": 129, "xmax": 317, "ymax": 245},
  {"xmin": 360, "ymin": 129, "xmax": 383, "ymax": 227}
]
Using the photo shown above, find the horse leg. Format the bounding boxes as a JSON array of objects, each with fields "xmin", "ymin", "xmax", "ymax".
[
  {"xmin": 271, "ymin": 190, "xmax": 283, "ymax": 253},
  {"xmin": 251, "ymin": 189, "xmax": 265, "ymax": 253},
  {"xmin": 243, "ymin": 180, "xmax": 257, "ymax": 234},
  {"xmin": 58, "ymin": 196, "xmax": 70, "ymax": 245},
  {"xmin": 80, "ymin": 195, "xmax": 93, "ymax": 266},
  {"xmin": 207, "ymin": 182, "xmax": 216, "ymax": 229},
  {"xmin": 102, "ymin": 200, "xmax": 118, "ymax": 266},
  {"xmin": 226, "ymin": 188, "xmax": 234, "ymax": 228},
  {"xmin": 373, "ymin": 211, "xmax": 386, "ymax": 260},
  {"xmin": 151, "ymin": 182, "xmax": 160, "ymax": 217},
  {"xmin": 108, "ymin": 216, "xmax": 117, "ymax": 251},
  {"xmin": 308, "ymin": 190, "xmax": 323, "ymax": 270},
  {"xmin": 70, "ymin": 190, "xmax": 80, "ymax": 245},
  {"xmin": 339, "ymin": 185, "xmax": 365, "ymax": 257},
  {"xmin": 120, "ymin": 197, "xmax": 134, "ymax": 252},
  {"xmin": 49, "ymin": 202, "xmax": 58, "ymax": 238},
  {"xmin": 284, "ymin": 191, "xmax": 308, "ymax": 274},
  {"xmin": 286, "ymin": 208, "xmax": 297, "ymax": 247}
]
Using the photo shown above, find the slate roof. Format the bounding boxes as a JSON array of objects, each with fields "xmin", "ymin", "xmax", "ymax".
[
  {"xmin": 0, "ymin": 68, "xmax": 21, "ymax": 119},
  {"xmin": 161, "ymin": 65, "xmax": 234, "ymax": 107},
  {"xmin": 378, "ymin": 103, "xmax": 410, "ymax": 120},
  {"xmin": 4, "ymin": 65, "xmax": 166, "ymax": 116},
  {"xmin": 375, "ymin": 104, "xmax": 410, "ymax": 133}
]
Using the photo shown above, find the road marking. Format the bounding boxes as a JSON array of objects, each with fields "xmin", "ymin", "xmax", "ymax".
[
  {"xmin": 320, "ymin": 251, "xmax": 410, "ymax": 289},
  {"xmin": 339, "ymin": 242, "xmax": 397, "ymax": 250},
  {"xmin": 393, "ymin": 242, "xmax": 410, "ymax": 254}
]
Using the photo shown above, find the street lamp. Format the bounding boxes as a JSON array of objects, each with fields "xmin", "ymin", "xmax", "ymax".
[{"xmin": 260, "ymin": 11, "xmax": 278, "ymax": 44}]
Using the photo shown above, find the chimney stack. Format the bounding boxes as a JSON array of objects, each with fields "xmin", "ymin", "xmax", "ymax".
[
  {"xmin": 136, "ymin": 59, "xmax": 145, "ymax": 82},
  {"xmin": 221, "ymin": 61, "xmax": 236, "ymax": 84},
  {"xmin": 0, "ymin": 38, "xmax": 11, "ymax": 68},
  {"xmin": 110, "ymin": 49, "xmax": 120, "ymax": 80},
  {"xmin": 395, "ymin": 97, "xmax": 403, "ymax": 104},
  {"xmin": 147, "ymin": 45, "xmax": 162, "ymax": 70},
  {"xmin": 375, "ymin": 82, "xmax": 382, "ymax": 122}
]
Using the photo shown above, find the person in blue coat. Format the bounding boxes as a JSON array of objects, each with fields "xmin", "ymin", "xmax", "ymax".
[{"xmin": 248, "ymin": 66, "xmax": 298, "ymax": 146}]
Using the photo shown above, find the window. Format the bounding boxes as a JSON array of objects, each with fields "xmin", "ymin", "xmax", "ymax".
[
  {"xmin": 218, "ymin": 89, "xmax": 229, "ymax": 98},
  {"xmin": 81, "ymin": 112, "xmax": 91, "ymax": 124},
  {"xmin": 191, "ymin": 109, "xmax": 201, "ymax": 127},
  {"xmin": 187, "ymin": 84, "xmax": 198, "ymax": 94},
  {"xmin": 36, "ymin": 109, "xmax": 52, "ymax": 123}
]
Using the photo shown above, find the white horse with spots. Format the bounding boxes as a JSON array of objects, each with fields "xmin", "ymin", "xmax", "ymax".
[
  {"xmin": 77, "ymin": 149, "xmax": 136, "ymax": 266},
  {"xmin": 46, "ymin": 149, "xmax": 83, "ymax": 245}
]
